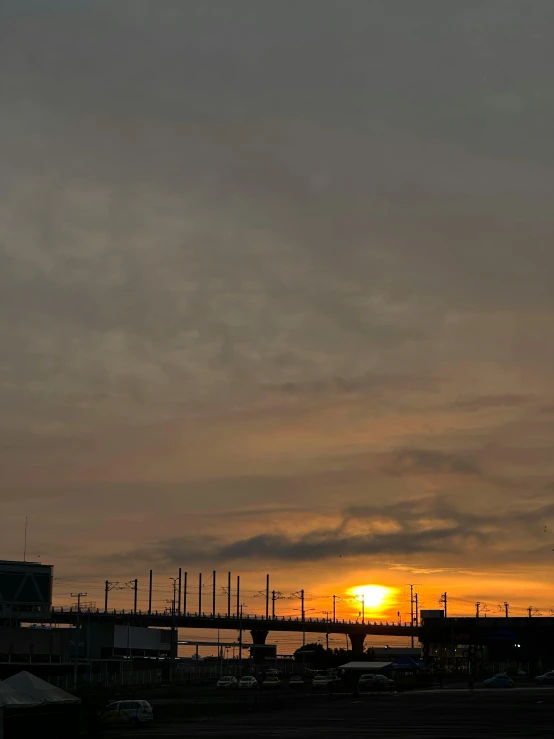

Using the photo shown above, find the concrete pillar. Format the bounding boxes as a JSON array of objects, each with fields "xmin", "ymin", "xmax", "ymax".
[
  {"xmin": 348, "ymin": 632, "xmax": 366, "ymax": 655},
  {"xmin": 250, "ymin": 629, "xmax": 269, "ymax": 645}
]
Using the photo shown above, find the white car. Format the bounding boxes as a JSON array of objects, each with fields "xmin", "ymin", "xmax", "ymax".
[
  {"xmin": 104, "ymin": 700, "xmax": 153, "ymax": 725},
  {"xmin": 217, "ymin": 675, "xmax": 239, "ymax": 690},
  {"xmin": 239, "ymin": 676, "xmax": 259, "ymax": 690},
  {"xmin": 312, "ymin": 674, "xmax": 330, "ymax": 688},
  {"xmin": 535, "ymin": 671, "xmax": 554, "ymax": 684}
]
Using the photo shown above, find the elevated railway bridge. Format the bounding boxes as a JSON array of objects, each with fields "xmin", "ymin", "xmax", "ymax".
[{"xmin": 43, "ymin": 607, "xmax": 417, "ymax": 654}]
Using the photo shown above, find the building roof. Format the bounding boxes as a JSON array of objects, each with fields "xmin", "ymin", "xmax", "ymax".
[{"xmin": 338, "ymin": 661, "xmax": 393, "ymax": 671}]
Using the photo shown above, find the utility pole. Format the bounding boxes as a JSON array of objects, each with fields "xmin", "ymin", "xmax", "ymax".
[
  {"xmin": 292, "ymin": 590, "xmax": 306, "ymax": 668},
  {"xmin": 301, "ymin": 590, "xmax": 306, "ymax": 673},
  {"xmin": 238, "ymin": 604, "xmax": 243, "ymax": 672},
  {"xmin": 198, "ymin": 573, "xmax": 202, "ymax": 615},
  {"xmin": 504, "ymin": 602, "xmax": 509, "ymax": 618},
  {"xmin": 322, "ymin": 611, "xmax": 331, "ymax": 650},
  {"xmin": 178, "ymin": 568, "xmax": 182, "ymax": 616},
  {"xmin": 528, "ymin": 606, "xmax": 533, "ymax": 618},
  {"xmin": 183, "ymin": 572, "xmax": 187, "ymax": 615},
  {"xmin": 148, "ymin": 570, "xmax": 153, "ymax": 615},
  {"xmin": 414, "ymin": 593, "xmax": 419, "ymax": 628},
  {"xmin": 72, "ymin": 592, "xmax": 86, "ymax": 613},
  {"xmin": 265, "ymin": 574, "xmax": 270, "ymax": 620},
  {"xmin": 439, "ymin": 592, "xmax": 447, "ymax": 618},
  {"xmin": 236, "ymin": 575, "xmax": 240, "ymax": 618},
  {"xmin": 71, "ymin": 592, "xmax": 87, "ymax": 686},
  {"xmin": 169, "ymin": 578, "xmax": 178, "ymax": 681},
  {"xmin": 333, "ymin": 595, "xmax": 336, "ymax": 623},
  {"xmin": 212, "ymin": 571, "xmax": 217, "ymax": 617},
  {"xmin": 408, "ymin": 585, "xmax": 415, "ymax": 647},
  {"xmin": 133, "ymin": 579, "xmax": 138, "ymax": 614},
  {"xmin": 475, "ymin": 602, "xmax": 481, "ymax": 618}
]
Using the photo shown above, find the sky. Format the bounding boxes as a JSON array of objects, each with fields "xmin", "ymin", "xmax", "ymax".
[{"xmin": 1, "ymin": 1, "xmax": 554, "ymax": 627}]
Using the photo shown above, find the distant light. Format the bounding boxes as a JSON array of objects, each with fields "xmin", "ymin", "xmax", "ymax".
[{"xmin": 514, "ymin": 644, "xmax": 521, "ymax": 648}]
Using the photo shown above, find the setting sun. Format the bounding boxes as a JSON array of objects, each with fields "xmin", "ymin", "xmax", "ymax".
[{"xmin": 348, "ymin": 584, "xmax": 393, "ymax": 610}]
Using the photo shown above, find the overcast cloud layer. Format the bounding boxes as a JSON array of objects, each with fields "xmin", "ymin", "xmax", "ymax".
[{"xmin": 1, "ymin": 1, "xmax": 554, "ymax": 612}]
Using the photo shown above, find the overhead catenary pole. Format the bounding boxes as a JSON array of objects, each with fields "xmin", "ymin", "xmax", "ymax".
[
  {"xmin": 133, "ymin": 579, "xmax": 138, "ymax": 614},
  {"xmin": 272, "ymin": 590, "xmax": 276, "ymax": 619},
  {"xmin": 183, "ymin": 572, "xmax": 188, "ymax": 615},
  {"xmin": 198, "ymin": 573, "xmax": 202, "ymax": 615},
  {"xmin": 236, "ymin": 575, "xmax": 240, "ymax": 618},
  {"xmin": 213, "ymin": 571, "xmax": 217, "ymax": 617},
  {"xmin": 409, "ymin": 585, "xmax": 415, "ymax": 647},
  {"xmin": 227, "ymin": 572, "xmax": 231, "ymax": 617},
  {"xmin": 414, "ymin": 592, "xmax": 419, "ymax": 628},
  {"xmin": 333, "ymin": 595, "xmax": 337, "ymax": 623},
  {"xmin": 148, "ymin": 570, "xmax": 153, "ymax": 615},
  {"xmin": 104, "ymin": 581, "xmax": 109, "ymax": 613},
  {"xmin": 266, "ymin": 574, "xmax": 270, "ymax": 620},
  {"xmin": 178, "ymin": 568, "xmax": 182, "ymax": 616},
  {"xmin": 301, "ymin": 590, "xmax": 306, "ymax": 673}
]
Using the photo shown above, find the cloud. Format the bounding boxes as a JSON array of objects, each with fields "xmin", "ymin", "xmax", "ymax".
[
  {"xmin": 263, "ymin": 372, "xmax": 439, "ymax": 397},
  {"xmin": 451, "ymin": 394, "xmax": 534, "ymax": 412},
  {"xmin": 115, "ymin": 496, "xmax": 554, "ymax": 569},
  {"xmin": 384, "ymin": 449, "xmax": 480, "ymax": 476},
  {"xmin": 1, "ymin": 0, "xmax": 554, "ymax": 596}
]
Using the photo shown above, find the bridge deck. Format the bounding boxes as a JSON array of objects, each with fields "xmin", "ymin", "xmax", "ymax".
[{"xmin": 42, "ymin": 608, "xmax": 417, "ymax": 638}]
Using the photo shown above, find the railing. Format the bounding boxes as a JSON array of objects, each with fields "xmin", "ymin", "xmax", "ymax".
[{"xmin": 49, "ymin": 607, "xmax": 411, "ymax": 628}]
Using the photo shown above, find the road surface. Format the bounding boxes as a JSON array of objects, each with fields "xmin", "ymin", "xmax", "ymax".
[{"xmin": 104, "ymin": 686, "xmax": 554, "ymax": 738}]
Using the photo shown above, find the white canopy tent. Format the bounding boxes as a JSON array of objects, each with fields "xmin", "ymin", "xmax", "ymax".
[
  {"xmin": 0, "ymin": 682, "xmax": 40, "ymax": 708},
  {"xmin": 3, "ymin": 672, "xmax": 80, "ymax": 704}
]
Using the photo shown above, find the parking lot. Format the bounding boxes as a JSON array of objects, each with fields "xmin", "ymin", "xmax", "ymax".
[{"xmin": 103, "ymin": 685, "xmax": 554, "ymax": 738}]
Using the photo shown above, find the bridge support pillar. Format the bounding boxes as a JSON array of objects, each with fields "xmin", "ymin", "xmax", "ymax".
[
  {"xmin": 348, "ymin": 632, "xmax": 366, "ymax": 655},
  {"xmin": 250, "ymin": 629, "xmax": 269, "ymax": 645}
]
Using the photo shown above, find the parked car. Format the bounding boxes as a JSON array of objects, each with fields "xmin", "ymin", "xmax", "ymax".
[
  {"xmin": 103, "ymin": 700, "xmax": 153, "ymax": 726},
  {"xmin": 535, "ymin": 671, "xmax": 554, "ymax": 684},
  {"xmin": 289, "ymin": 675, "xmax": 305, "ymax": 686},
  {"xmin": 358, "ymin": 674, "xmax": 395, "ymax": 692},
  {"xmin": 239, "ymin": 676, "xmax": 259, "ymax": 690},
  {"xmin": 312, "ymin": 674, "xmax": 331, "ymax": 688},
  {"xmin": 263, "ymin": 675, "xmax": 281, "ymax": 688},
  {"xmin": 483, "ymin": 673, "xmax": 515, "ymax": 688},
  {"xmin": 216, "ymin": 675, "xmax": 239, "ymax": 690}
]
